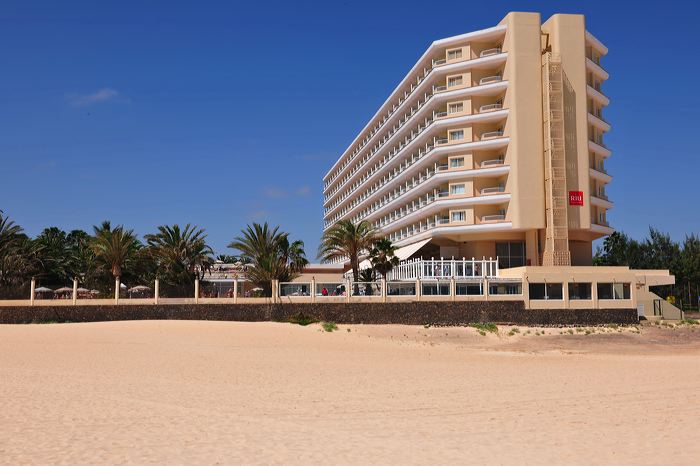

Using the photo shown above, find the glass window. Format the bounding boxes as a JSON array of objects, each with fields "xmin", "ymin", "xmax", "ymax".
[
  {"xmin": 529, "ymin": 283, "xmax": 563, "ymax": 300},
  {"xmin": 450, "ymin": 184, "xmax": 465, "ymax": 195},
  {"xmin": 597, "ymin": 283, "xmax": 631, "ymax": 300},
  {"xmin": 451, "ymin": 211, "xmax": 465, "ymax": 222},
  {"xmin": 489, "ymin": 282, "xmax": 522, "ymax": 295},
  {"xmin": 568, "ymin": 283, "xmax": 592, "ymax": 300},
  {"xmin": 422, "ymin": 282, "xmax": 450, "ymax": 296},
  {"xmin": 450, "ymin": 157, "xmax": 464, "ymax": 168},
  {"xmin": 496, "ymin": 241, "xmax": 526, "ymax": 269},
  {"xmin": 448, "ymin": 76, "xmax": 463, "ymax": 87},
  {"xmin": 449, "ymin": 130, "xmax": 464, "ymax": 141},
  {"xmin": 448, "ymin": 49, "xmax": 462, "ymax": 60},
  {"xmin": 456, "ymin": 282, "xmax": 483, "ymax": 295},
  {"xmin": 448, "ymin": 102, "xmax": 464, "ymax": 114}
]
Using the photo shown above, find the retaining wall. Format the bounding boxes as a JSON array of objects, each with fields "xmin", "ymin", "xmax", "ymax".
[{"xmin": 0, "ymin": 302, "xmax": 638, "ymax": 325}]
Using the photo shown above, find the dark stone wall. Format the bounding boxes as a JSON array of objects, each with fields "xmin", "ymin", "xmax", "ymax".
[{"xmin": 0, "ymin": 302, "xmax": 638, "ymax": 325}]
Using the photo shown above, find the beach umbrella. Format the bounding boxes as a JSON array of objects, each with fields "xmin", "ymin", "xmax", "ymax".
[
  {"xmin": 90, "ymin": 290, "xmax": 100, "ymax": 295},
  {"xmin": 77, "ymin": 288, "xmax": 90, "ymax": 293},
  {"xmin": 54, "ymin": 287, "xmax": 73, "ymax": 293},
  {"xmin": 120, "ymin": 283, "xmax": 127, "ymax": 289},
  {"xmin": 34, "ymin": 287, "xmax": 53, "ymax": 293},
  {"xmin": 128, "ymin": 285, "xmax": 151, "ymax": 292}
]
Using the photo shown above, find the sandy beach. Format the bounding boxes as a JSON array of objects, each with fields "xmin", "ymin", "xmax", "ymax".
[{"xmin": 1, "ymin": 320, "xmax": 699, "ymax": 465}]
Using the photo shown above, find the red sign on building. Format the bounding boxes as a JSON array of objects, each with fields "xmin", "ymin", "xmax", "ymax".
[{"xmin": 569, "ymin": 191, "xmax": 584, "ymax": 206}]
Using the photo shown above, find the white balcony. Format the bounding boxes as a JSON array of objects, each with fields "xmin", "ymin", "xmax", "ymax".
[
  {"xmin": 433, "ymin": 110, "xmax": 448, "ymax": 118},
  {"xmin": 481, "ymin": 186, "xmax": 505, "ymax": 195},
  {"xmin": 432, "ymin": 58, "xmax": 446, "ymax": 67},
  {"xmin": 480, "ymin": 157, "xmax": 504, "ymax": 168},
  {"xmin": 435, "ymin": 137, "xmax": 449, "ymax": 145},
  {"xmin": 481, "ymin": 130, "xmax": 504, "ymax": 140},
  {"xmin": 479, "ymin": 103, "xmax": 503, "ymax": 113},
  {"xmin": 433, "ymin": 84, "xmax": 447, "ymax": 93},
  {"xmin": 479, "ymin": 48, "xmax": 501, "ymax": 58},
  {"xmin": 481, "ymin": 214, "xmax": 506, "ymax": 222},
  {"xmin": 479, "ymin": 75, "xmax": 502, "ymax": 85}
]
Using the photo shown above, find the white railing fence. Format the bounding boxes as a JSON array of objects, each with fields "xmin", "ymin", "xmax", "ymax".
[{"xmin": 387, "ymin": 257, "xmax": 499, "ymax": 281}]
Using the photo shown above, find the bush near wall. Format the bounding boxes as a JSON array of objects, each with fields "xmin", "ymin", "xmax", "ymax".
[{"xmin": 0, "ymin": 302, "xmax": 638, "ymax": 325}]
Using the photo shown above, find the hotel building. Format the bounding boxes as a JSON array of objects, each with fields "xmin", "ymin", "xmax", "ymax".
[{"xmin": 322, "ymin": 12, "xmax": 613, "ymax": 269}]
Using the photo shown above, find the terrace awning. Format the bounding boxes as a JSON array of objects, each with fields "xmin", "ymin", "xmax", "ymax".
[{"xmin": 358, "ymin": 238, "xmax": 431, "ymax": 270}]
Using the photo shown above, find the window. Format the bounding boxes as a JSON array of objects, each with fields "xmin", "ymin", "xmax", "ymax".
[
  {"xmin": 597, "ymin": 283, "xmax": 631, "ymax": 300},
  {"xmin": 456, "ymin": 282, "xmax": 483, "ymax": 295},
  {"xmin": 450, "ymin": 157, "xmax": 464, "ymax": 168},
  {"xmin": 489, "ymin": 281, "xmax": 522, "ymax": 295},
  {"xmin": 529, "ymin": 283, "xmax": 564, "ymax": 300},
  {"xmin": 450, "ymin": 184, "xmax": 466, "ymax": 195},
  {"xmin": 422, "ymin": 282, "xmax": 450, "ymax": 296},
  {"xmin": 495, "ymin": 241, "xmax": 525, "ymax": 269},
  {"xmin": 449, "ymin": 130, "xmax": 464, "ymax": 141},
  {"xmin": 451, "ymin": 211, "xmax": 466, "ymax": 222},
  {"xmin": 447, "ymin": 49, "xmax": 463, "ymax": 60},
  {"xmin": 568, "ymin": 283, "xmax": 592, "ymax": 300},
  {"xmin": 448, "ymin": 102, "xmax": 464, "ymax": 114},
  {"xmin": 448, "ymin": 76, "xmax": 463, "ymax": 87}
]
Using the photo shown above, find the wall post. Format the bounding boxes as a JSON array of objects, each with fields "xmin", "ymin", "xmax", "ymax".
[
  {"xmin": 382, "ymin": 278, "xmax": 387, "ymax": 303},
  {"xmin": 30, "ymin": 278, "xmax": 36, "ymax": 306},
  {"xmin": 233, "ymin": 279, "xmax": 238, "ymax": 304},
  {"xmin": 194, "ymin": 278, "xmax": 200, "ymax": 303},
  {"xmin": 154, "ymin": 278, "xmax": 159, "ymax": 305},
  {"xmin": 416, "ymin": 278, "xmax": 421, "ymax": 301},
  {"xmin": 115, "ymin": 277, "xmax": 120, "ymax": 303},
  {"xmin": 72, "ymin": 278, "xmax": 78, "ymax": 305},
  {"xmin": 311, "ymin": 278, "xmax": 316, "ymax": 303}
]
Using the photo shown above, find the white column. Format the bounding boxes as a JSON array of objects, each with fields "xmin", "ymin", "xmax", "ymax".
[
  {"xmin": 194, "ymin": 279, "xmax": 200, "ymax": 303},
  {"xmin": 416, "ymin": 278, "xmax": 421, "ymax": 301},
  {"xmin": 30, "ymin": 278, "xmax": 36, "ymax": 306},
  {"xmin": 346, "ymin": 278, "xmax": 351, "ymax": 303},
  {"xmin": 154, "ymin": 279, "xmax": 159, "ymax": 305},
  {"xmin": 233, "ymin": 279, "xmax": 238, "ymax": 304},
  {"xmin": 72, "ymin": 279, "xmax": 78, "ymax": 305},
  {"xmin": 450, "ymin": 277, "xmax": 456, "ymax": 302},
  {"xmin": 382, "ymin": 278, "xmax": 387, "ymax": 303},
  {"xmin": 115, "ymin": 277, "xmax": 120, "ymax": 303},
  {"xmin": 311, "ymin": 278, "xmax": 316, "ymax": 303}
]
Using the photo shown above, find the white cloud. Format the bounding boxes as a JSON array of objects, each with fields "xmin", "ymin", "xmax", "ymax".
[
  {"xmin": 296, "ymin": 186, "xmax": 311, "ymax": 196},
  {"xmin": 66, "ymin": 88, "xmax": 120, "ymax": 107},
  {"xmin": 263, "ymin": 187, "xmax": 288, "ymax": 199}
]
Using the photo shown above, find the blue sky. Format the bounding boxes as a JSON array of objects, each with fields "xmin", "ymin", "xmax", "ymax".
[{"xmin": 1, "ymin": 0, "xmax": 698, "ymax": 259}]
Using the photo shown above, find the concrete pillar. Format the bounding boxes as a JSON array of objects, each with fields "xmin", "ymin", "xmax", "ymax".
[
  {"xmin": 272, "ymin": 279, "xmax": 279, "ymax": 303},
  {"xmin": 30, "ymin": 278, "xmax": 36, "ymax": 306},
  {"xmin": 154, "ymin": 279, "xmax": 159, "ymax": 305},
  {"xmin": 346, "ymin": 278, "xmax": 351, "ymax": 303},
  {"xmin": 382, "ymin": 278, "xmax": 387, "ymax": 303},
  {"xmin": 563, "ymin": 280, "xmax": 570, "ymax": 308},
  {"xmin": 416, "ymin": 278, "xmax": 421, "ymax": 301},
  {"xmin": 592, "ymin": 281, "xmax": 599, "ymax": 310},
  {"xmin": 311, "ymin": 278, "xmax": 316, "ymax": 303},
  {"xmin": 483, "ymin": 278, "xmax": 489, "ymax": 301},
  {"xmin": 450, "ymin": 277, "xmax": 456, "ymax": 302},
  {"xmin": 233, "ymin": 279, "xmax": 238, "ymax": 304},
  {"xmin": 194, "ymin": 279, "xmax": 200, "ymax": 303},
  {"xmin": 115, "ymin": 277, "xmax": 120, "ymax": 303},
  {"xmin": 72, "ymin": 279, "xmax": 78, "ymax": 305}
]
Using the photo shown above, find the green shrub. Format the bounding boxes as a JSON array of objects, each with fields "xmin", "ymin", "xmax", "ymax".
[
  {"xmin": 289, "ymin": 312, "xmax": 317, "ymax": 326},
  {"xmin": 322, "ymin": 321, "xmax": 338, "ymax": 332},
  {"xmin": 468, "ymin": 322, "xmax": 498, "ymax": 334}
]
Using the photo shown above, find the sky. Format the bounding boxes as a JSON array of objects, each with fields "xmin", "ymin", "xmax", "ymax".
[{"xmin": 1, "ymin": 0, "xmax": 699, "ymax": 260}]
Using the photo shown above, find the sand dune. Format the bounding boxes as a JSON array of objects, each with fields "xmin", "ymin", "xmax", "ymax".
[{"xmin": 0, "ymin": 321, "xmax": 698, "ymax": 464}]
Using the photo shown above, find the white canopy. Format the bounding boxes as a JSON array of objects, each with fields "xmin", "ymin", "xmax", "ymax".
[{"xmin": 359, "ymin": 238, "xmax": 431, "ymax": 270}]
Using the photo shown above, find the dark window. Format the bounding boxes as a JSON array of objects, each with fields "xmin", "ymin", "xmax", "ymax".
[
  {"xmin": 597, "ymin": 283, "xmax": 631, "ymax": 300},
  {"xmin": 568, "ymin": 283, "xmax": 592, "ymax": 300},
  {"xmin": 489, "ymin": 282, "xmax": 522, "ymax": 295},
  {"xmin": 456, "ymin": 282, "xmax": 483, "ymax": 295},
  {"xmin": 496, "ymin": 241, "xmax": 526, "ymax": 269},
  {"xmin": 529, "ymin": 283, "xmax": 563, "ymax": 300}
]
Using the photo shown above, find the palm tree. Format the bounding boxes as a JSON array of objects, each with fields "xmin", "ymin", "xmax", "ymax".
[
  {"xmin": 369, "ymin": 237, "xmax": 400, "ymax": 279},
  {"xmin": 0, "ymin": 210, "xmax": 23, "ymax": 256},
  {"xmin": 319, "ymin": 220, "xmax": 377, "ymax": 288},
  {"xmin": 144, "ymin": 224, "xmax": 214, "ymax": 291},
  {"xmin": 228, "ymin": 222, "xmax": 308, "ymax": 296},
  {"xmin": 90, "ymin": 221, "xmax": 140, "ymax": 280},
  {"xmin": 0, "ymin": 211, "xmax": 39, "ymax": 298}
]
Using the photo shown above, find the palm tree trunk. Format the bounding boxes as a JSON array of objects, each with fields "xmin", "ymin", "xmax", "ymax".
[{"xmin": 351, "ymin": 258, "xmax": 360, "ymax": 296}]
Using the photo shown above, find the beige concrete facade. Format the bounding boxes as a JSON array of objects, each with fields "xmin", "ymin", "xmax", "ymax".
[{"xmin": 322, "ymin": 12, "xmax": 612, "ymax": 269}]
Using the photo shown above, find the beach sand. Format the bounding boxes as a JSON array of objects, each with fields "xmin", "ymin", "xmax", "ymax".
[{"xmin": 0, "ymin": 320, "xmax": 699, "ymax": 464}]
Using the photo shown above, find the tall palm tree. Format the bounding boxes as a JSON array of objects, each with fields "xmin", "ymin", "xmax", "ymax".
[
  {"xmin": 90, "ymin": 221, "xmax": 140, "ymax": 280},
  {"xmin": 319, "ymin": 220, "xmax": 377, "ymax": 287},
  {"xmin": 369, "ymin": 237, "xmax": 400, "ymax": 279},
  {"xmin": 0, "ymin": 210, "xmax": 23, "ymax": 256},
  {"xmin": 228, "ymin": 222, "xmax": 308, "ymax": 296},
  {"xmin": 0, "ymin": 211, "xmax": 39, "ymax": 297},
  {"xmin": 145, "ymin": 224, "xmax": 214, "ymax": 287}
]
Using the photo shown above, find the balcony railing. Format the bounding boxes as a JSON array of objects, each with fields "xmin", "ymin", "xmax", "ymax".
[
  {"xmin": 435, "ymin": 164, "xmax": 449, "ymax": 172},
  {"xmin": 480, "ymin": 48, "xmax": 502, "ymax": 58},
  {"xmin": 436, "ymin": 190, "xmax": 450, "ymax": 198},
  {"xmin": 481, "ymin": 157, "xmax": 505, "ymax": 168},
  {"xmin": 481, "ymin": 130, "xmax": 504, "ymax": 140},
  {"xmin": 479, "ymin": 75, "xmax": 502, "ymax": 85},
  {"xmin": 435, "ymin": 137, "xmax": 448, "ymax": 145},
  {"xmin": 433, "ymin": 111, "xmax": 447, "ymax": 118},
  {"xmin": 432, "ymin": 58, "xmax": 446, "ymax": 67},
  {"xmin": 388, "ymin": 257, "xmax": 500, "ymax": 281},
  {"xmin": 481, "ymin": 214, "xmax": 506, "ymax": 222},
  {"xmin": 479, "ymin": 103, "xmax": 503, "ymax": 113},
  {"xmin": 481, "ymin": 186, "xmax": 505, "ymax": 195},
  {"xmin": 433, "ymin": 84, "xmax": 447, "ymax": 93}
]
